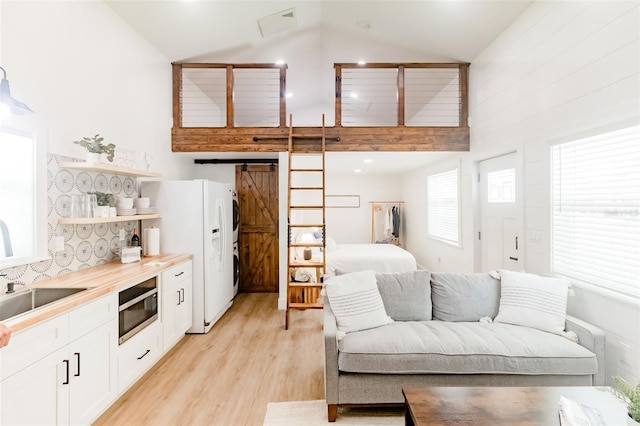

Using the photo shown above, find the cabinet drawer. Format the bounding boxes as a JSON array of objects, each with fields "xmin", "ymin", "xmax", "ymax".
[
  {"xmin": 0, "ymin": 314, "xmax": 69, "ymax": 381},
  {"xmin": 162, "ymin": 261, "xmax": 192, "ymax": 289},
  {"xmin": 69, "ymin": 293, "xmax": 117, "ymax": 341},
  {"xmin": 117, "ymin": 321, "xmax": 161, "ymax": 394}
]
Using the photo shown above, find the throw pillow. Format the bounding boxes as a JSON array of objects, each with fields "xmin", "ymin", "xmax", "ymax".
[
  {"xmin": 494, "ymin": 270, "xmax": 570, "ymax": 335},
  {"xmin": 325, "ymin": 270, "xmax": 393, "ymax": 333},
  {"xmin": 375, "ymin": 270, "xmax": 432, "ymax": 321},
  {"xmin": 430, "ymin": 272, "xmax": 501, "ymax": 321}
]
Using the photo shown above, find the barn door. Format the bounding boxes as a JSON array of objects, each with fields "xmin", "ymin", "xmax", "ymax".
[{"xmin": 235, "ymin": 165, "xmax": 279, "ymax": 293}]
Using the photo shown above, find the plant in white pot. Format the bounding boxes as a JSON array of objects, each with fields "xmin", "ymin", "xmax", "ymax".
[
  {"xmin": 614, "ymin": 376, "xmax": 640, "ymax": 424},
  {"xmin": 73, "ymin": 134, "xmax": 115, "ymax": 163}
]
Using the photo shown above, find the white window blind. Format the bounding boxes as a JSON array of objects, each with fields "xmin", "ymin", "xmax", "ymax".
[
  {"xmin": 427, "ymin": 168, "xmax": 459, "ymax": 245},
  {"xmin": 551, "ymin": 125, "xmax": 640, "ymax": 299}
]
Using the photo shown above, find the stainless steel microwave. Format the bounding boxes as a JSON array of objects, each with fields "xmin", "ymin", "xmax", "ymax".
[{"xmin": 118, "ymin": 276, "xmax": 158, "ymax": 345}]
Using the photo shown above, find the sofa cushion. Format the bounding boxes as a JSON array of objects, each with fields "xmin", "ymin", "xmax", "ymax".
[
  {"xmin": 337, "ymin": 321, "xmax": 597, "ymax": 376},
  {"xmin": 430, "ymin": 272, "xmax": 500, "ymax": 321},
  {"xmin": 325, "ymin": 270, "xmax": 393, "ymax": 333},
  {"xmin": 494, "ymin": 270, "xmax": 569, "ymax": 336},
  {"xmin": 375, "ymin": 270, "xmax": 432, "ymax": 321}
]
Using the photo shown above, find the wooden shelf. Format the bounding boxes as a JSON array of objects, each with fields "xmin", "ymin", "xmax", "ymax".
[
  {"xmin": 58, "ymin": 161, "xmax": 162, "ymax": 178},
  {"xmin": 58, "ymin": 214, "xmax": 161, "ymax": 225}
]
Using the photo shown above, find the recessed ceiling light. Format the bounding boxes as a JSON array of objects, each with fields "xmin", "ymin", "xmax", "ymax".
[
  {"xmin": 349, "ymin": 93, "xmax": 359, "ymax": 99},
  {"xmin": 275, "ymin": 59, "xmax": 285, "ymax": 65},
  {"xmin": 364, "ymin": 159, "xmax": 373, "ymax": 163},
  {"xmin": 354, "ymin": 169, "xmax": 362, "ymax": 173},
  {"xmin": 285, "ymin": 92, "xmax": 293, "ymax": 98},
  {"xmin": 358, "ymin": 60, "xmax": 367, "ymax": 66}
]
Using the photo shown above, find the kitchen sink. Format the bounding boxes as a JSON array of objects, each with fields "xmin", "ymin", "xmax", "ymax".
[{"xmin": 0, "ymin": 288, "xmax": 90, "ymax": 321}]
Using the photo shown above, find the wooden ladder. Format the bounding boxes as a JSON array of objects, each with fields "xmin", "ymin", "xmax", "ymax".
[{"xmin": 285, "ymin": 114, "xmax": 326, "ymax": 329}]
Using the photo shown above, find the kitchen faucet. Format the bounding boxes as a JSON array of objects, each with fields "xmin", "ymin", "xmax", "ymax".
[
  {"xmin": 6, "ymin": 282, "xmax": 24, "ymax": 294},
  {"xmin": 0, "ymin": 219, "xmax": 13, "ymax": 258}
]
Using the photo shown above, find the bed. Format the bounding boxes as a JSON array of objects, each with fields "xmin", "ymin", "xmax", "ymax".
[{"xmin": 325, "ymin": 243, "xmax": 417, "ymax": 275}]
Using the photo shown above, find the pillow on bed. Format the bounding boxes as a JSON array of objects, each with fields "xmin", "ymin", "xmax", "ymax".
[
  {"xmin": 494, "ymin": 270, "xmax": 569, "ymax": 335},
  {"xmin": 325, "ymin": 270, "xmax": 393, "ymax": 333},
  {"xmin": 324, "ymin": 236, "xmax": 338, "ymax": 252}
]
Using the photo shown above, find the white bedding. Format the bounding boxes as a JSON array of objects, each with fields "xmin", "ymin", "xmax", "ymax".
[{"xmin": 326, "ymin": 244, "xmax": 417, "ymax": 275}]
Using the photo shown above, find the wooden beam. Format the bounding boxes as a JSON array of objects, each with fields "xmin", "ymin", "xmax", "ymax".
[
  {"xmin": 397, "ymin": 65, "xmax": 405, "ymax": 127},
  {"xmin": 172, "ymin": 63, "xmax": 181, "ymax": 128},
  {"xmin": 334, "ymin": 65, "xmax": 342, "ymax": 127},
  {"xmin": 226, "ymin": 65, "xmax": 234, "ymax": 127},
  {"xmin": 172, "ymin": 126, "xmax": 469, "ymax": 153},
  {"xmin": 459, "ymin": 64, "xmax": 469, "ymax": 127}
]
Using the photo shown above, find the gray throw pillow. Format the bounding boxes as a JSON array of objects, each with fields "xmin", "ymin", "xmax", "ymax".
[
  {"xmin": 430, "ymin": 272, "xmax": 500, "ymax": 322},
  {"xmin": 375, "ymin": 270, "xmax": 432, "ymax": 321}
]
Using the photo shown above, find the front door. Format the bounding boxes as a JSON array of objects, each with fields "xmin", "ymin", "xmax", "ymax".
[
  {"xmin": 235, "ymin": 165, "xmax": 279, "ymax": 293},
  {"xmin": 478, "ymin": 153, "xmax": 522, "ymax": 272}
]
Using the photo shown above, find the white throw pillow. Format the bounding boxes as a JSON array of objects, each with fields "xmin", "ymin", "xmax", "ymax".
[
  {"xmin": 494, "ymin": 270, "xmax": 570, "ymax": 335},
  {"xmin": 325, "ymin": 270, "xmax": 393, "ymax": 333}
]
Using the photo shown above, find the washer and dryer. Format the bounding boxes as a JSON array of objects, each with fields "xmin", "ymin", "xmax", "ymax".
[{"xmin": 232, "ymin": 191, "xmax": 240, "ymax": 296}]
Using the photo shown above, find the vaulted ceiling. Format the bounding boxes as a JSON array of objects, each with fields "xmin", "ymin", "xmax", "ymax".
[{"xmin": 107, "ymin": 0, "xmax": 533, "ymax": 174}]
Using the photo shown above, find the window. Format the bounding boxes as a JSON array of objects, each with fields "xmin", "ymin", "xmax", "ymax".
[
  {"xmin": 551, "ymin": 125, "xmax": 640, "ymax": 299},
  {"xmin": 427, "ymin": 168, "xmax": 459, "ymax": 246},
  {"xmin": 487, "ymin": 168, "xmax": 515, "ymax": 203},
  {"xmin": 0, "ymin": 128, "xmax": 37, "ymax": 266}
]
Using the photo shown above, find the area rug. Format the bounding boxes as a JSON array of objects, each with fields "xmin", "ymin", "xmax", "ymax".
[{"xmin": 263, "ymin": 400, "xmax": 404, "ymax": 425}]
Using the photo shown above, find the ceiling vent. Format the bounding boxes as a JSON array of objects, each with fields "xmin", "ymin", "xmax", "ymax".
[{"xmin": 257, "ymin": 8, "xmax": 297, "ymax": 38}]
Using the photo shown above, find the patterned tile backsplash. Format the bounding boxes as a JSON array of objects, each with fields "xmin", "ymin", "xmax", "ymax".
[{"xmin": 0, "ymin": 154, "xmax": 138, "ymax": 286}]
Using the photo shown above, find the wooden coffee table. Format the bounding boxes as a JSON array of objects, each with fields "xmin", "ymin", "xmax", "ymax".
[{"xmin": 402, "ymin": 386, "xmax": 627, "ymax": 425}]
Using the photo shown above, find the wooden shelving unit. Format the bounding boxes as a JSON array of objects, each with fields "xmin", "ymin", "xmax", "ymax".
[
  {"xmin": 57, "ymin": 161, "xmax": 163, "ymax": 225},
  {"xmin": 57, "ymin": 161, "xmax": 161, "ymax": 178}
]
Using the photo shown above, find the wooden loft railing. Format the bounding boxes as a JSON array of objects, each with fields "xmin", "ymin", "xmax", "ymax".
[{"xmin": 171, "ymin": 62, "xmax": 470, "ymax": 154}]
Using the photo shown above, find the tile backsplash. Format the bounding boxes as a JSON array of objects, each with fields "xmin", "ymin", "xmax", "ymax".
[{"xmin": 0, "ymin": 154, "xmax": 138, "ymax": 287}]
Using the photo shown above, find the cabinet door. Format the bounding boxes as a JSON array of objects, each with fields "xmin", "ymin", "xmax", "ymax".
[
  {"xmin": 162, "ymin": 274, "xmax": 192, "ymax": 351},
  {"xmin": 0, "ymin": 347, "xmax": 70, "ymax": 425},
  {"xmin": 175, "ymin": 278, "xmax": 193, "ymax": 339},
  {"xmin": 68, "ymin": 321, "xmax": 118, "ymax": 425}
]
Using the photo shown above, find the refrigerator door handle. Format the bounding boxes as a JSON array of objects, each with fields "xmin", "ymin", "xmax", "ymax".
[{"xmin": 218, "ymin": 201, "xmax": 225, "ymax": 272}]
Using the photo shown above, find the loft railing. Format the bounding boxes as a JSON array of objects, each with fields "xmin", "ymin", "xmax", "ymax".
[{"xmin": 171, "ymin": 62, "xmax": 469, "ymax": 153}]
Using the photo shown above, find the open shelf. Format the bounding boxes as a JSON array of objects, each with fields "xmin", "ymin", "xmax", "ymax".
[
  {"xmin": 58, "ymin": 214, "xmax": 161, "ymax": 225},
  {"xmin": 58, "ymin": 161, "xmax": 162, "ymax": 178}
]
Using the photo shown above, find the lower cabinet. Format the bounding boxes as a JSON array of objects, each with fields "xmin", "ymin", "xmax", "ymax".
[
  {"xmin": 161, "ymin": 261, "xmax": 193, "ymax": 351},
  {"xmin": 0, "ymin": 294, "xmax": 117, "ymax": 425},
  {"xmin": 117, "ymin": 321, "xmax": 162, "ymax": 394}
]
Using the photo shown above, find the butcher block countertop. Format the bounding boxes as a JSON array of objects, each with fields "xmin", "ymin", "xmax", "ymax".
[{"xmin": 3, "ymin": 253, "xmax": 192, "ymax": 334}]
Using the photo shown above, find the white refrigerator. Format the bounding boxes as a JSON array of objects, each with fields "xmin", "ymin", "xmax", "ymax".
[{"xmin": 142, "ymin": 179, "xmax": 234, "ymax": 333}]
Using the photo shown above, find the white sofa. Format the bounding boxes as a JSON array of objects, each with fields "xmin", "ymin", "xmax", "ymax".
[{"xmin": 323, "ymin": 270, "xmax": 605, "ymax": 422}]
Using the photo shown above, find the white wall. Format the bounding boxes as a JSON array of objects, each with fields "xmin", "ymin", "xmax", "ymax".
[
  {"xmin": 1, "ymin": 1, "xmax": 192, "ymax": 179},
  {"xmin": 326, "ymin": 172, "xmax": 402, "ymax": 244},
  {"xmin": 402, "ymin": 0, "xmax": 640, "ymax": 384},
  {"xmin": 0, "ymin": 1, "xmax": 192, "ymax": 284}
]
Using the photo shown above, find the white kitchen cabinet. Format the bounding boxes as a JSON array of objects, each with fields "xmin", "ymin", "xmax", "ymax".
[
  {"xmin": 1, "ymin": 346, "xmax": 69, "ymax": 425},
  {"xmin": 0, "ymin": 294, "xmax": 117, "ymax": 425},
  {"xmin": 68, "ymin": 320, "xmax": 117, "ymax": 425},
  {"xmin": 161, "ymin": 260, "xmax": 193, "ymax": 351},
  {"xmin": 117, "ymin": 320, "xmax": 162, "ymax": 394}
]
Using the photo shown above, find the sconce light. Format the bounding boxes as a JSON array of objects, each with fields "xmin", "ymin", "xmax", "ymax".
[{"xmin": 0, "ymin": 67, "xmax": 33, "ymax": 116}]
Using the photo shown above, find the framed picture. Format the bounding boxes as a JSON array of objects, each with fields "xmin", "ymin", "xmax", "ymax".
[{"xmin": 325, "ymin": 195, "xmax": 360, "ymax": 208}]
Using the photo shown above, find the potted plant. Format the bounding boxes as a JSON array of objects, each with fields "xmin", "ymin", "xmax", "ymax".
[
  {"xmin": 73, "ymin": 134, "xmax": 115, "ymax": 163},
  {"xmin": 614, "ymin": 376, "xmax": 640, "ymax": 424}
]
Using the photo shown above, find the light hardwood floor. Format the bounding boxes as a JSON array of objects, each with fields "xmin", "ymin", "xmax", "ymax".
[{"xmin": 95, "ymin": 293, "xmax": 324, "ymax": 426}]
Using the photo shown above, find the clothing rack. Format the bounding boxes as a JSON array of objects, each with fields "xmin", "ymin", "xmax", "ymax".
[{"xmin": 369, "ymin": 201, "xmax": 404, "ymax": 247}]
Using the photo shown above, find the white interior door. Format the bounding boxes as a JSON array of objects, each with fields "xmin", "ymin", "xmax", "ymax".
[{"xmin": 478, "ymin": 153, "xmax": 522, "ymax": 272}]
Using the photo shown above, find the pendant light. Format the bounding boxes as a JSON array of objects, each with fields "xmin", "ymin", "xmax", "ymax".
[{"xmin": 0, "ymin": 67, "xmax": 33, "ymax": 115}]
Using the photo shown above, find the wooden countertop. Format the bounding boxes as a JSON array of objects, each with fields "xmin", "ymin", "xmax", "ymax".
[{"xmin": 3, "ymin": 253, "xmax": 192, "ymax": 334}]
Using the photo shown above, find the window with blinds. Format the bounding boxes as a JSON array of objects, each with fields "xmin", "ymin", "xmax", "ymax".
[
  {"xmin": 341, "ymin": 68, "xmax": 398, "ymax": 127},
  {"xmin": 551, "ymin": 125, "xmax": 640, "ymax": 299},
  {"xmin": 233, "ymin": 68, "xmax": 281, "ymax": 127},
  {"xmin": 405, "ymin": 68, "xmax": 460, "ymax": 127},
  {"xmin": 427, "ymin": 168, "xmax": 460, "ymax": 246},
  {"xmin": 181, "ymin": 68, "xmax": 227, "ymax": 127}
]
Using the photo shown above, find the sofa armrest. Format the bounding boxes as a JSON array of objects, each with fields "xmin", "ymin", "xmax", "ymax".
[
  {"xmin": 565, "ymin": 314, "xmax": 606, "ymax": 386},
  {"xmin": 324, "ymin": 299, "xmax": 339, "ymax": 405}
]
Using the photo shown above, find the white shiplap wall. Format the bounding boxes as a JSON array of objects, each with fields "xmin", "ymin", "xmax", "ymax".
[{"xmin": 402, "ymin": 0, "xmax": 640, "ymax": 384}]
